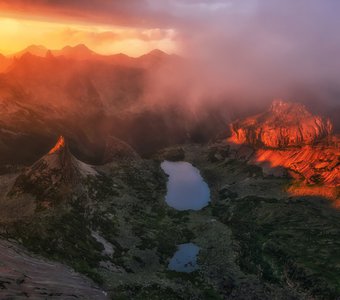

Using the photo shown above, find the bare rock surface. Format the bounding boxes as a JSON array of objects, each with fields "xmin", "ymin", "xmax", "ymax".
[
  {"xmin": 229, "ymin": 100, "xmax": 332, "ymax": 148},
  {"xmin": 0, "ymin": 239, "xmax": 108, "ymax": 299}
]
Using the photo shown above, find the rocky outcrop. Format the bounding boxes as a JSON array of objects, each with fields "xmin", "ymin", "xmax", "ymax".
[
  {"xmin": 254, "ymin": 137, "xmax": 340, "ymax": 187},
  {"xmin": 10, "ymin": 136, "xmax": 96, "ymax": 201},
  {"xmin": 227, "ymin": 101, "xmax": 339, "ymax": 200},
  {"xmin": 229, "ymin": 100, "xmax": 332, "ymax": 148},
  {"xmin": 0, "ymin": 239, "xmax": 107, "ymax": 299},
  {"xmin": 101, "ymin": 136, "xmax": 140, "ymax": 164}
]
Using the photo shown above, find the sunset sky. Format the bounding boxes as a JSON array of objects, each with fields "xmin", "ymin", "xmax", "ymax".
[
  {"xmin": 1, "ymin": 0, "xmax": 340, "ymax": 60},
  {"xmin": 0, "ymin": 0, "xmax": 340, "ymax": 106},
  {"xmin": 0, "ymin": 0, "xmax": 187, "ymax": 56}
]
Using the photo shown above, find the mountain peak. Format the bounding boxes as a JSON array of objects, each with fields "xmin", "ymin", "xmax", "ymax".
[
  {"xmin": 10, "ymin": 136, "xmax": 97, "ymax": 203},
  {"xmin": 25, "ymin": 44, "xmax": 47, "ymax": 51},
  {"xmin": 229, "ymin": 100, "xmax": 333, "ymax": 148},
  {"xmin": 147, "ymin": 49, "xmax": 167, "ymax": 56},
  {"xmin": 139, "ymin": 49, "xmax": 169, "ymax": 59},
  {"xmin": 101, "ymin": 136, "xmax": 140, "ymax": 164},
  {"xmin": 269, "ymin": 99, "xmax": 308, "ymax": 116},
  {"xmin": 48, "ymin": 136, "xmax": 66, "ymax": 154},
  {"xmin": 59, "ymin": 44, "xmax": 94, "ymax": 55},
  {"xmin": 62, "ymin": 44, "xmax": 90, "ymax": 51},
  {"xmin": 12, "ymin": 45, "xmax": 48, "ymax": 57}
]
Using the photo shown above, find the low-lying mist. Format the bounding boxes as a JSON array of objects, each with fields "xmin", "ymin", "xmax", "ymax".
[
  {"xmin": 0, "ymin": 0, "xmax": 339, "ymax": 166},
  {"xmin": 143, "ymin": 0, "xmax": 340, "ymax": 129}
]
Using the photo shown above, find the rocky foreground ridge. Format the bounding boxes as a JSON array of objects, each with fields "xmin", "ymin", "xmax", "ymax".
[{"xmin": 0, "ymin": 239, "xmax": 107, "ymax": 299}]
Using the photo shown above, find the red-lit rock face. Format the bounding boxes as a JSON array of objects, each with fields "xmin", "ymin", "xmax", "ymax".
[
  {"xmin": 255, "ymin": 140, "xmax": 339, "ymax": 187},
  {"xmin": 48, "ymin": 136, "xmax": 66, "ymax": 154},
  {"xmin": 253, "ymin": 136, "xmax": 339, "ymax": 202},
  {"xmin": 228, "ymin": 100, "xmax": 339, "ymax": 203},
  {"xmin": 229, "ymin": 100, "xmax": 333, "ymax": 148}
]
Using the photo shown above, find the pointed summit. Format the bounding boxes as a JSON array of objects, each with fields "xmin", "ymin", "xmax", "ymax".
[
  {"xmin": 145, "ymin": 49, "xmax": 167, "ymax": 57},
  {"xmin": 48, "ymin": 136, "xmax": 66, "ymax": 154},
  {"xmin": 54, "ymin": 44, "xmax": 96, "ymax": 59},
  {"xmin": 11, "ymin": 45, "xmax": 48, "ymax": 58},
  {"xmin": 10, "ymin": 136, "xmax": 97, "ymax": 204}
]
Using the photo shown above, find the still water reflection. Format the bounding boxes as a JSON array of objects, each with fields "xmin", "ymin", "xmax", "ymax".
[{"xmin": 161, "ymin": 161, "xmax": 210, "ymax": 211}]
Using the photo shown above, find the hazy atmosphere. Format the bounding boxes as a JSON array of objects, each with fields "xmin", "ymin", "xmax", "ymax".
[
  {"xmin": 0, "ymin": 1, "xmax": 339, "ymax": 299},
  {"xmin": 1, "ymin": 0, "xmax": 340, "ymax": 122}
]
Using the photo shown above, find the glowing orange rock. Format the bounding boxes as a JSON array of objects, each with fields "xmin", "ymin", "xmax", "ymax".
[
  {"xmin": 228, "ymin": 100, "xmax": 339, "ymax": 202},
  {"xmin": 229, "ymin": 100, "xmax": 333, "ymax": 148},
  {"xmin": 254, "ymin": 140, "xmax": 339, "ymax": 187},
  {"xmin": 48, "ymin": 136, "xmax": 66, "ymax": 154}
]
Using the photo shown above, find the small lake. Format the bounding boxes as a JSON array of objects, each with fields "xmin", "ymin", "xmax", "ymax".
[
  {"xmin": 168, "ymin": 243, "xmax": 200, "ymax": 273},
  {"xmin": 161, "ymin": 161, "xmax": 210, "ymax": 211}
]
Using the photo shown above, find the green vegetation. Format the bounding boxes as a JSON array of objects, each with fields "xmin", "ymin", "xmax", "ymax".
[
  {"xmin": 212, "ymin": 196, "xmax": 340, "ymax": 298},
  {"xmin": 2, "ymin": 143, "xmax": 340, "ymax": 299}
]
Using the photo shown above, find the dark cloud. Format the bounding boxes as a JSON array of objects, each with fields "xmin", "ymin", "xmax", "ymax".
[
  {"xmin": 0, "ymin": 0, "xmax": 168, "ymax": 27},
  {"xmin": 0, "ymin": 0, "xmax": 232, "ymax": 27}
]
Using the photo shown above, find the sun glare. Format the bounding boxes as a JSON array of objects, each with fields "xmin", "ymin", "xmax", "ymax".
[{"xmin": 0, "ymin": 16, "xmax": 177, "ymax": 56}]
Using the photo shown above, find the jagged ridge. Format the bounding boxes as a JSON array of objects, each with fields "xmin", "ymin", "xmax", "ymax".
[{"xmin": 229, "ymin": 100, "xmax": 333, "ymax": 148}]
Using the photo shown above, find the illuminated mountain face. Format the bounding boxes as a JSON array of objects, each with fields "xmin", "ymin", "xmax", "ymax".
[
  {"xmin": 228, "ymin": 100, "xmax": 339, "ymax": 202},
  {"xmin": 229, "ymin": 100, "xmax": 333, "ymax": 148}
]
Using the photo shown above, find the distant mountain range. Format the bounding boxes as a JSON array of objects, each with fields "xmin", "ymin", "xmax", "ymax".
[
  {"xmin": 0, "ymin": 45, "xmax": 227, "ymax": 165},
  {"xmin": 0, "ymin": 44, "xmax": 175, "ymax": 73},
  {"xmin": 6, "ymin": 44, "xmax": 173, "ymax": 64}
]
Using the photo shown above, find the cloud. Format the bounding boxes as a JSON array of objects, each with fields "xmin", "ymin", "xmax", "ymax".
[
  {"xmin": 172, "ymin": 0, "xmax": 340, "ymax": 105},
  {"xmin": 0, "ymin": 0, "xmax": 234, "ymax": 27},
  {"xmin": 137, "ymin": 0, "xmax": 340, "ymax": 129},
  {"xmin": 0, "ymin": 0, "xmax": 167, "ymax": 27},
  {"xmin": 52, "ymin": 27, "xmax": 174, "ymax": 45},
  {"xmin": 1, "ymin": 0, "xmax": 339, "ymax": 126}
]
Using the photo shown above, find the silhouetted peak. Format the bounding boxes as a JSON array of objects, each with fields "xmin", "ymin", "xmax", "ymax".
[
  {"xmin": 13, "ymin": 45, "xmax": 48, "ymax": 57},
  {"xmin": 148, "ymin": 49, "xmax": 167, "ymax": 55},
  {"xmin": 60, "ymin": 44, "xmax": 94, "ymax": 55}
]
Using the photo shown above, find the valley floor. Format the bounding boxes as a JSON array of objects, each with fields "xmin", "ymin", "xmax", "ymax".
[{"xmin": 0, "ymin": 142, "xmax": 339, "ymax": 299}]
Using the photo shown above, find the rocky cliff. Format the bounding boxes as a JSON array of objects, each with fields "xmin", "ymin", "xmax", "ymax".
[
  {"xmin": 10, "ymin": 136, "xmax": 96, "ymax": 203},
  {"xmin": 229, "ymin": 100, "xmax": 333, "ymax": 148},
  {"xmin": 228, "ymin": 100, "xmax": 339, "ymax": 201},
  {"xmin": 254, "ymin": 137, "xmax": 339, "ymax": 187}
]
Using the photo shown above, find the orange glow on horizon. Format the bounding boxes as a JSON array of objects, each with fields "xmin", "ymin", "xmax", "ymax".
[{"xmin": 0, "ymin": 16, "xmax": 178, "ymax": 57}]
